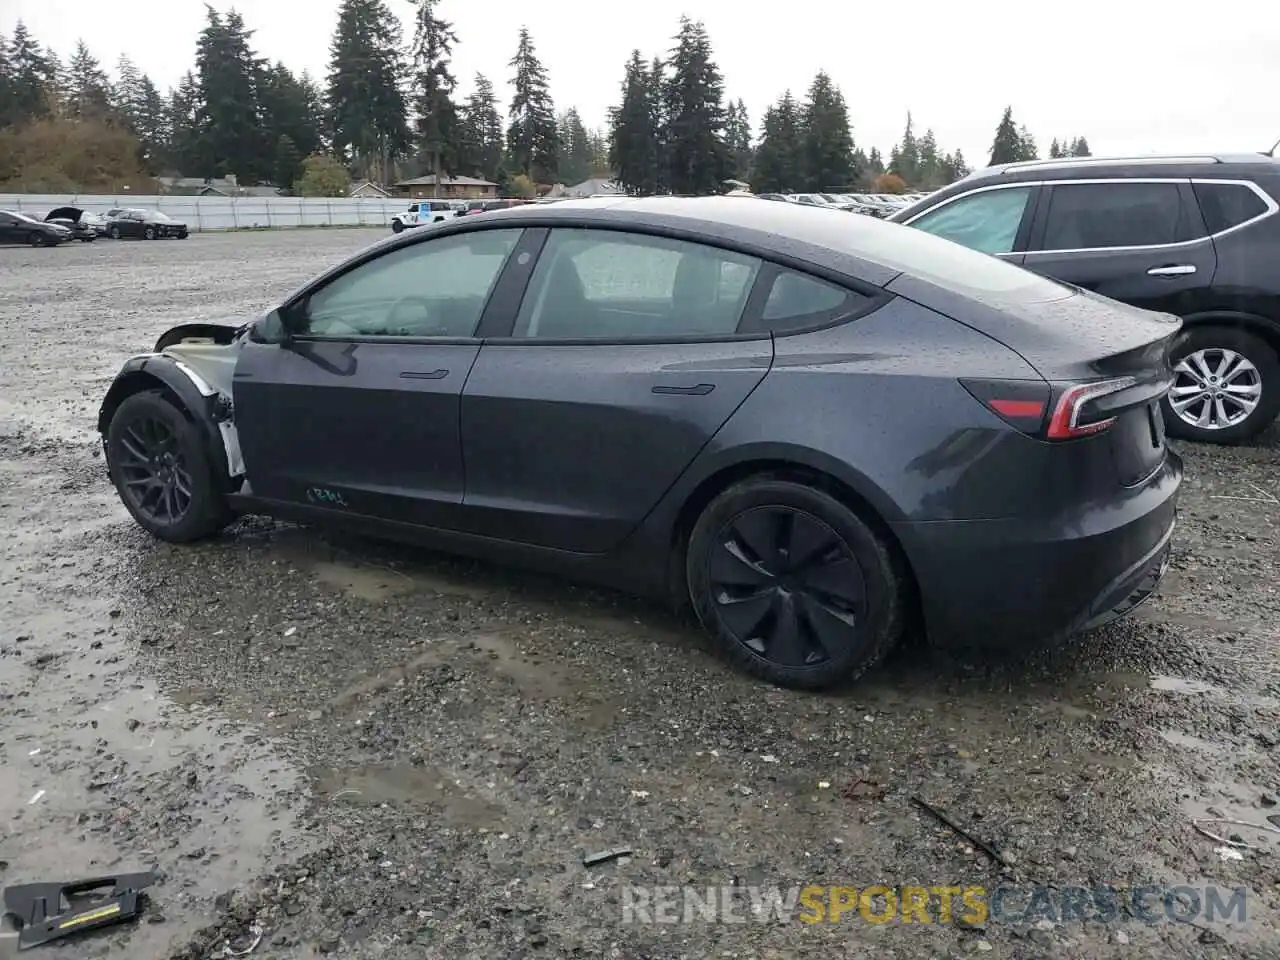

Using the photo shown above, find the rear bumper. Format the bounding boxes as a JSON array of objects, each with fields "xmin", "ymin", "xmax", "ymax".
[{"xmin": 892, "ymin": 450, "xmax": 1182, "ymax": 652}]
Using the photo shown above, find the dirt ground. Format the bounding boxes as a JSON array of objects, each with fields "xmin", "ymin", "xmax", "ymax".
[{"xmin": 2, "ymin": 230, "xmax": 1279, "ymax": 959}]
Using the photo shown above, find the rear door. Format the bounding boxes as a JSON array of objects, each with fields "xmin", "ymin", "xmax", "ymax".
[
  {"xmin": 901, "ymin": 183, "xmax": 1039, "ymax": 265},
  {"xmin": 1020, "ymin": 179, "xmax": 1217, "ymax": 315},
  {"xmin": 457, "ymin": 226, "xmax": 774, "ymax": 553},
  {"xmin": 233, "ymin": 227, "xmax": 527, "ymax": 527}
]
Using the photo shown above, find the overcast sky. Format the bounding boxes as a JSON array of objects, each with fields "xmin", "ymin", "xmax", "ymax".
[{"xmin": 4, "ymin": 0, "xmax": 1278, "ymax": 165}]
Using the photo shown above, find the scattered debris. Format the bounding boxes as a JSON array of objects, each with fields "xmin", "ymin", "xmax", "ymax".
[
  {"xmin": 1215, "ymin": 846, "xmax": 1245, "ymax": 861},
  {"xmin": 1192, "ymin": 816, "xmax": 1280, "ymax": 849},
  {"xmin": 219, "ymin": 921, "xmax": 264, "ymax": 957},
  {"xmin": 843, "ymin": 778, "xmax": 886, "ymax": 801},
  {"xmin": 27, "ymin": 790, "xmax": 45, "ymax": 806},
  {"xmin": 911, "ymin": 796, "xmax": 1009, "ymax": 867},
  {"xmin": 583, "ymin": 848, "xmax": 633, "ymax": 868},
  {"xmin": 1, "ymin": 872, "xmax": 157, "ymax": 949}
]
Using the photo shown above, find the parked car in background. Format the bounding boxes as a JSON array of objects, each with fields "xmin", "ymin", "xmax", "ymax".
[
  {"xmin": 756, "ymin": 193, "xmax": 791, "ymax": 203},
  {"xmin": 466, "ymin": 198, "xmax": 535, "ymax": 215},
  {"xmin": 97, "ymin": 196, "xmax": 1181, "ymax": 691},
  {"xmin": 0, "ymin": 210, "xmax": 72, "ymax": 246},
  {"xmin": 390, "ymin": 199, "xmax": 462, "ymax": 233},
  {"xmin": 893, "ymin": 153, "xmax": 1280, "ymax": 443},
  {"xmin": 104, "ymin": 209, "xmax": 190, "ymax": 240},
  {"xmin": 44, "ymin": 206, "xmax": 102, "ymax": 241}
]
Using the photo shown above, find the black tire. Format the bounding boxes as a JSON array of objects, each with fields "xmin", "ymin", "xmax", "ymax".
[
  {"xmin": 28, "ymin": 231, "xmax": 44, "ymax": 247},
  {"xmin": 106, "ymin": 390, "xmax": 231, "ymax": 542},
  {"xmin": 143, "ymin": 226, "xmax": 156, "ymax": 240},
  {"xmin": 391, "ymin": 220, "xmax": 405, "ymax": 234},
  {"xmin": 1162, "ymin": 325, "xmax": 1280, "ymax": 444},
  {"xmin": 686, "ymin": 478, "xmax": 905, "ymax": 690},
  {"xmin": 109, "ymin": 226, "xmax": 121, "ymax": 240}
]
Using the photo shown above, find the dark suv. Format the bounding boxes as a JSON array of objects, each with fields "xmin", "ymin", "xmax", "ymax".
[{"xmin": 890, "ymin": 154, "xmax": 1280, "ymax": 443}]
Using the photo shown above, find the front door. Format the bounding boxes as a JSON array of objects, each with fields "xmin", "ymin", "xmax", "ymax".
[
  {"xmin": 233, "ymin": 227, "xmax": 526, "ymax": 527},
  {"xmin": 459, "ymin": 227, "xmax": 775, "ymax": 553},
  {"xmin": 1021, "ymin": 180, "xmax": 1218, "ymax": 315}
]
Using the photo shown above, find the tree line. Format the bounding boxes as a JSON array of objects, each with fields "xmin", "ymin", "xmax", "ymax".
[{"xmin": 0, "ymin": 6, "xmax": 1089, "ymax": 196}]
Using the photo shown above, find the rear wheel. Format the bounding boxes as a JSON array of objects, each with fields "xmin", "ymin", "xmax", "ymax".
[
  {"xmin": 105, "ymin": 390, "xmax": 230, "ymax": 542},
  {"xmin": 686, "ymin": 478, "xmax": 905, "ymax": 690},
  {"xmin": 28, "ymin": 231, "xmax": 44, "ymax": 247},
  {"xmin": 1163, "ymin": 326, "xmax": 1280, "ymax": 444},
  {"xmin": 391, "ymin": 220, "xmax": 405, "ymax": 234},
  {"xmin": 109, "ymin": 226, "xmax": 121, "ymax": 239}
]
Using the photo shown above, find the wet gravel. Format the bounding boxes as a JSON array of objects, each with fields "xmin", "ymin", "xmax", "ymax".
[{"xmin": 2, "ymin": 230, "xmax": 1279, "ymax": 958}]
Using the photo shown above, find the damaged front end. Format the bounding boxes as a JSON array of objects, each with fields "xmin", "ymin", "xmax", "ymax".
[{"xmin": 97, "ymin": 320, "xmax": 254, "ymax": 494}]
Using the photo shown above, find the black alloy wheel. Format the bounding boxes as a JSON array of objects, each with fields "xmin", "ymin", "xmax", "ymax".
[
  {"xmin": 687, "ymin": 478, "xmax": 905, "ymax": 689},
  {"xmin": 143, "ymin": 226, "xmax": 156, "ymax": 240},
  {"xmin": 28, "ymin": 231, "xmax": 44, "ymax": 247},
  {"xmin": 106, "ymin": 390, "xmax": 231, "ymax": 541}
]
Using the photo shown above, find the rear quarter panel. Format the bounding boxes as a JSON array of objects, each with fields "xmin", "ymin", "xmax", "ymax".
[{"xmin": 673, "ymin": 298, "xmax": 1055, "ymax": 523}]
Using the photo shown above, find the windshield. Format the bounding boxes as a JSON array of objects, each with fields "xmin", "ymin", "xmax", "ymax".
[
  {"xmin": 144, "ymin": 211, "xmax": 174, "ymax": 222},
  {"xmin": 8, "ymin": 211, "xmax": 39, "ymax": 224}
]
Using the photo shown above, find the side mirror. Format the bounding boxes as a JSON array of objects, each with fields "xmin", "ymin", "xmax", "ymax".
[{"xmin": 251, "ymin": 309, "xmax": 292, "ymax": 344}]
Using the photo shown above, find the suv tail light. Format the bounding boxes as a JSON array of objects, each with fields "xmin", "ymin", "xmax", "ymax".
[{"xmin": 961, "ymin": 376, "xmax": 1140, "ymax": 441}]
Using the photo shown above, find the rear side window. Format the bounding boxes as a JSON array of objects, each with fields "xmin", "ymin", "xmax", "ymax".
[
  {"xmin": 909, "ymin": 186, "xmax": 1033, "ymax": 254},
  {"xmin": 1192, "ymin": 182, "xmax": 1269, "ymax": 234},
  {"xmin": 1040, "ymin": 182, "xmax": 1193, "ymax": 250},
  {"xmin": 757, "ymin": 270, "xmax": 867, "ymax": 333}
]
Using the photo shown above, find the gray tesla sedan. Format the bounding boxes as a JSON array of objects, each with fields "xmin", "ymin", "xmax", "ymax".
[{"xmin": 97, "ymin": 197, "xmax": 1182, "ymax": 689}]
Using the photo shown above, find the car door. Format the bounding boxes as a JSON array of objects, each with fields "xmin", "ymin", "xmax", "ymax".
[
  {"xmin": 1020, "ymin": 179, "xmax": 1217, "ymax": 315},
  {"xmin": 901, "ymin": 183, "xmax": 1039, "ymax": 264},
  {"xmin": 0, "ymin": 213, "xmax": 19, "ymax": 243},
  {"xmin": 232, "ymin": 226, "xmax": 527, "ymax": 527},
  {"xmin": 458, "ymin": 226, "xmax": 774, "ymax": 553}
]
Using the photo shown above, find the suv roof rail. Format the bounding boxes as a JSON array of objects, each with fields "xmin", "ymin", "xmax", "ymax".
[{"xmin": 996, "ymin": 155, "xmax": 1223, "ymax": 172}]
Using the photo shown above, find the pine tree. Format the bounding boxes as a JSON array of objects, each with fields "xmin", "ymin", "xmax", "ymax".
[
  {"xmin": 647, "ymin": 56, "xmax": 668, "ymax": 194},
  {"xmin": 326, "ymin": 0, "xmax": 409, "ymax": 181},
  {"xmin": 989, "ymin": 106, "xmax": 1022, "ymax": 165},
  {"xmin": 194, "ymin": 7, "xmax": 268, "ymax": 181},
  {"xmin": 7, "ymin": 21, "xmax": 59, "ymax": 123},
  {"xmin": 556, "ymin": 108, "xmax": 592, "ymax": 184},
  {"xmin": 64, "ymin": 40, "xmax": 112, "ymax": 118},
  {"xmin": 663, "ymin": 17, "xmax": 729, "ymax": 195},
  {"xmin": 458, "ymin": 73, "xmax": 503, "ymax": 180},
  {"xmin": 132, "ymin": 75, "xmax": 168, "ymax": 170},
  {"xmin": 866, "ymin": 146, "xmax": 885, "ymax": 178},
  {"xmin": 260, "ymin": 63, "xmax": 322, "ymax": 182},
  {"xmin": 1048, "ymin": 137, "xmax": 1062, "ymax": 159},
  {"xmin": 750, "ymin": 91, "xmax": 801, "ymax": 193},
  {"xmin": 409, "ymin": 0, "xmax": 460, "ymax": 184},
  {"xmin": 801, "ymin": 71, "xmax": 854, "ymax": 191},
  {"xmin": 723, "ymin": 98, "xmax": 753, "ymax": 181},
  {"xmin": 506, "ymin": 27, "xmax": 558, "ymax": 184},
  {"xmin": 609, "ymin": 50, "xmax": 658, "ymax": 195},
  {"xmin": 888, "ymin": 112, "xmax": 920, "ymax": 185},
  {"xmin": 0, "ymin": 32, "xmax": 14, "ymax": 128},
  {"xmin": 1069, "ymin": 135, "xmax": 1091, "ymax": 157},
  {"xmin": 113, "ymin": 55, "xmax": 143, "ymax": 128},
  {"xmin": 274, "ymin": 134, "xmax": 302, "ymax": 190},
  {"xmin": 168, "ymin": 72, "xmax": 201, "ymax": 174},
  {"xmin": 1017, "ymin": 124, "xmax": 1038, "ymax": 161}
]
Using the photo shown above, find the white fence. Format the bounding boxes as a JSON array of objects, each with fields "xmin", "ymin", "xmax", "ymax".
[{"xmin": 0, "ymin": 194, "xmax": 409, "ymax": 231}]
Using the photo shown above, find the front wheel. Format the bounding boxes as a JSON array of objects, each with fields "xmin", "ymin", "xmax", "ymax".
[
  {"xmin": 28, "ymin": 231, "xmax": 45, "ymax": 247},
  {"xmin": 686, "ymin": 478, "xmax": 905, "ymax": 690},
  {"xmin": 143, "ymin": 226, "xmax": 156, "ymax": 240},
  {"xmin": 391, "ymin": 220, "xmax": 405, "ymax": 234},
  {"xmin": 1163, "ymin": 326, "xmax": 1280, "ymax": 444},
  {"xmin": 105, "ymin": 390, "xmax": 231, "ymax": 542}
]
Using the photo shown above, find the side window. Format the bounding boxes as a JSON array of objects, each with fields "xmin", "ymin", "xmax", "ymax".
[
  {"xmin": 756, "ymin": 270, "xmax": 868, "ymax": 333},
  {"xmin": 1040, "ymin": 182, "xmax": 1191, "ymax": 250},
  {"xmin": 910, "ymin": 187, "xmax": 1032, "ymax": 254},
  {"xmin": 293, "ymin": 228, "xmax": 522, "ymax": 338},
  {"xmin": 1192, "ymin": 182, "xmax": 1270, "ymax": 235},
  {"xmin": 512, "ymin": 229, "xmax": 762, "ymax": 340}
]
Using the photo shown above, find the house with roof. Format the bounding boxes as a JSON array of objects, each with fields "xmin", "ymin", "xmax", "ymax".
[
  {"xmin": 545, "ymin": 177, "xmax": 626, "ymax": 200},
  {"xmin": 157, "ymin": 175, "xmax": 283, "ymax": 197},
  {"xmin": 392, "ymin": 174, "xmax": 499, "ymax": 200},
  {"xmin": 349, "ymin": 179, "xmax": 392, "ymax": 199}
]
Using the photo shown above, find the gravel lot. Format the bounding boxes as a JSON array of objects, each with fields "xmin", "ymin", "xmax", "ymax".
[{"xmin": 2, "ymin": 229, "xmax": 1279, "ymax": 959}]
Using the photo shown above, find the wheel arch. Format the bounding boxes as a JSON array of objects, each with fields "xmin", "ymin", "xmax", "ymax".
[
  {"xmin": 1179, "ymin": 311, "xmax": 1280, "ymax": 358},
  {"xmin": 98, "ymin": 357, "xmax": 239, "ymax": 491},
  {"xmin": 665, "ymin": 454, "xmax": 921, "ymax": 617}
]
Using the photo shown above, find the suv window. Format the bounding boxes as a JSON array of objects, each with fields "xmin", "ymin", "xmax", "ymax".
[
  {"xmin": 1192, "ymin": 182, "xmax": 1269, "ymax": 234},
  {"xmin": 1040, "ymin": 181, "xmax": 1193, "ymax": 250},
  {"xmin": 293, "ymin": 229, "xmax": 522, "ymax": 338},
  {"xmin": 512, "ymin": 228, "xmax": 762, "ymax": 339},
  {"xmin": 756, "ymin": 270, "xmax": 867, "ymax": 333},
  {"xmin": 910, "ymin": 186, "xmax": 1032, "ymax": 254}
]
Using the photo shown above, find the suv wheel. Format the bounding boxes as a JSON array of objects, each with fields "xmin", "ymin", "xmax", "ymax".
[
  {"xmin": 391, "ymin": 220, "xmax": 404, "ymax": 233},
  {"xmin": 1164, "ymin": 326, "xmax": 1280, "ymax": 444},
  {"xmin": 686, "ymin": 478, "xmax": 905, "ymax": 690}
]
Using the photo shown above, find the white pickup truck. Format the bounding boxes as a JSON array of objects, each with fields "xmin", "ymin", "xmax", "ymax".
[{"xmin": 390, "ymin": 199, "xmax": 462, "ymax": 233}]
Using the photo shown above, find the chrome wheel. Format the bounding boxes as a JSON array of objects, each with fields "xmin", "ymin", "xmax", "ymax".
[{"xmin": 1169, "ymin": 348, "xmax": 1262, "ymax": 431}]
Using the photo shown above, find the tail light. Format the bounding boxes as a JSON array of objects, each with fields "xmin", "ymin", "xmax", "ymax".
[{"xmin": 961, "ymin": 376, "xmax": 1139, "ymax": 441}]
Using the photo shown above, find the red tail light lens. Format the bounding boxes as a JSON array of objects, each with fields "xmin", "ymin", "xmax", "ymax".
[
  {"xmin": 1045, "ymin": 377, "xmax": 1138, "ymax": 440},
  {"xmin": 961, "ymin": 376, "xmax": 1140, "ymax": 441}
]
